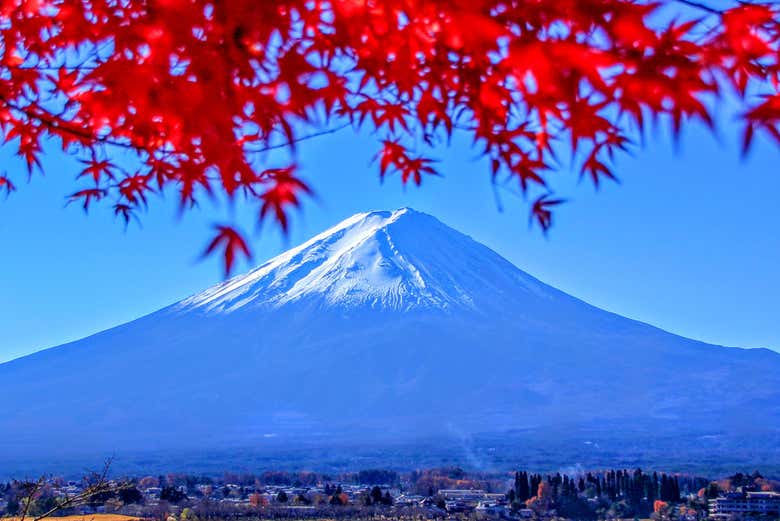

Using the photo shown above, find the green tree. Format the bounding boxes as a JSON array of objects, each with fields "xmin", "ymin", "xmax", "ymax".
[
  {"xmin": 6, "ymin": 496, "xmax": 20, "ymax": 516},
  {"xmin": 160, "ymin": 486, "xmax": 187, "ymax": 504},
  {"xmin": 118, "ymin": 486, "xmax": 143, "ymax": 505}
]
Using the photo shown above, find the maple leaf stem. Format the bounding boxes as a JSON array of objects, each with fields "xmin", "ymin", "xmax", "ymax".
[
  {"xmin": 243, "ymin": 122, "xmax": 351, "ymax": 153},
  {"xmin": 672, "ymin": 0, "xmax": 724, "ymax": 14}
]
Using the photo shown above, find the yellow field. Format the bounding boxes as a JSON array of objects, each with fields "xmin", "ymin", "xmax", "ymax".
[{"xmin": 4, "ymin": 515, "xmax": 143, "ymax": 521}]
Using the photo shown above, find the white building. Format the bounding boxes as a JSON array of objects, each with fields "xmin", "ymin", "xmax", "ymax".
[{"xmin": 709, "ymin": 491, "xmax": 780, "ymax": 519}]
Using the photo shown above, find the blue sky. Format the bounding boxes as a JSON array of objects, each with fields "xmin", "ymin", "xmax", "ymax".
[{"xmin": 1, "ymin": 114, "xmax": 779, "ymax": 363}]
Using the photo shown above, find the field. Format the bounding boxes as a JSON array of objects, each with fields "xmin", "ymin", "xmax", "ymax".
[{"xmin": 4, "ymin": 515, "xmax": 143, "ymax": 521}]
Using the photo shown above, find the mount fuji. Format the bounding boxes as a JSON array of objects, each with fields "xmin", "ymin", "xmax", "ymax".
[{"xmin": 2, "ymin": 208, "xmax": 779, "ymax": 472}]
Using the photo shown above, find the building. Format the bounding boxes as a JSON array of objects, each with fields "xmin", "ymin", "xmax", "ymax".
[
  {"xmin": 395, "ymin": 494, "xmax": 426, "ymax": 506},
  {"xmin": 439, "ymin": 489, "xmax": 506, "ymax": 513},
  {"xmin": 475, "ymin": 501, "xmax": 508, "ymax": 517},
  {"xmin": 440, "ymin": 489, "xmax": 490, "ymax": 502},
  {"xmin": 709, "ymin": 491, "xmax": 780, "ymax": 519}
]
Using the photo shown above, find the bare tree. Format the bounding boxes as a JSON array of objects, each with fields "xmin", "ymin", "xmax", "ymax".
[{"xmin": 15, "ymin": 459, "xmax": 115, "ymax": 521}]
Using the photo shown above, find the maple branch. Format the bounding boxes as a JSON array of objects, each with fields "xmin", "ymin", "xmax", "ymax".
[
  {"xmin": 673, "ymin": 0, "xmax": 780, "ymax": 13},
  {"xmin": 673, "ymin": 0, "xmax": 724, "ymax": 14},
  {"xmin": 0, "ymin": 94, "xmax": 145, "ymax": 153},
  {"xmin": 0, "ymin": 92, "xmax": 350, "ymax": 160},
  {"xmin": 243, "ymin": 122, "xmax": 351, "ymax": 153}
]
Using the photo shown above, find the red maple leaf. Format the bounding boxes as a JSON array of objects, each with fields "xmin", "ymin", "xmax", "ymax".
[
  {"xmin": 203, "ymin": 225, "xmax": 252, "ymax": 278},
  {"xmin": 0, "ymin": 0, "xmax": 776, "ymax": 273},
  {"xmin": 0, "ymin": 175, "xmax": 15, "ymax": 197},
  {"xmin": 530, "ymin": 194, "xmax": 567, "ymax": 233}
]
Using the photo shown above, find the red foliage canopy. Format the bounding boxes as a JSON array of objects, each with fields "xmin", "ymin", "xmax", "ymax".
[{"xmin": 1, "ymin": 0, "xmax": 779, "ymax": 274}]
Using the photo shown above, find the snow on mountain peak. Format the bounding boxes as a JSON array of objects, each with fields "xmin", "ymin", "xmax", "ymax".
[{"xmin": 176, "ymin": 208, "xmax": 549, "ymax": 314}]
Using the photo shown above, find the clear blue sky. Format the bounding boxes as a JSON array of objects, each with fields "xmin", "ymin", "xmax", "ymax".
[{"xmin": 1, "ymin": 115, "xmax": 779, "ymax": 363}]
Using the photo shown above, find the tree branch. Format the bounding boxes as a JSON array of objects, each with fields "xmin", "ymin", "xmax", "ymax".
[
  {"xmin": 17, "ymin": 459, "xmax": 115, "ymax": 521},
  {"xmin": 243, "ymin": 122, "xmax": 352, "ymax": 153},
  {"xmin": 673, "ymin": 0, "xmax": 724, "ymax": 14},
  {"xmin": 0, "ymin": 94, "xmax": 352, "ymax": 162},
  {"xmin": 0, "ymin": 94, "xmax": 146, "ymax": 153},
  {"xmin": 18, "ymin": 478, "xmax": 45, "ymax": 521}
]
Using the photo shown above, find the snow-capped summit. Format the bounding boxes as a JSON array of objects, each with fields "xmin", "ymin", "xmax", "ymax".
[{"xmin": 177, "ymin": 208, "xmax": 549, "ymax": 313}]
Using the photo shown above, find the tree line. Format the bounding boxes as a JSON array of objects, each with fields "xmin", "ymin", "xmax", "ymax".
[{"xmin": 505, "ymin": 468, "xmax": 713, "ymax": 519}]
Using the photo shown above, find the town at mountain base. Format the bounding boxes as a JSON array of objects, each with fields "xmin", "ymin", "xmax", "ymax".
[{"xmin": 1, "ymin": 209, "xmax": 778, "ymax": 471}]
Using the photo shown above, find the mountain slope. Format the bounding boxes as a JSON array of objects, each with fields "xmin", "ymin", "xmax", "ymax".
[{"xmin": 1, "ymin": 208, "xmax": 778, "ymax": 467}]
